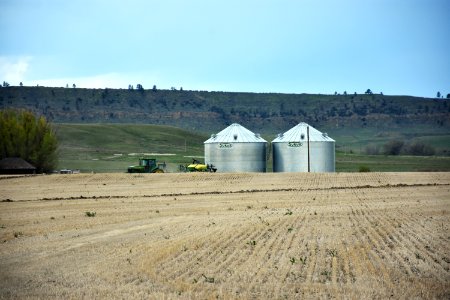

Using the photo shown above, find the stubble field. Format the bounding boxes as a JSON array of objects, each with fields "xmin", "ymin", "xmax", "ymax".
[{"xmin": 0, "ymin": 172, "xmax": 449, "ymax": 299}]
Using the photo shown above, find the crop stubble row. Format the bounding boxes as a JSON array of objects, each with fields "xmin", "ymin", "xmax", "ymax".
[{"xmin": 0, "ymin": 172, "xmax": 449, "ymax": 299}]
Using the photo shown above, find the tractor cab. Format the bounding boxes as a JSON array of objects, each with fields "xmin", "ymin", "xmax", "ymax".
[{"xmin": 140, "ymin": 158, "xmax": 156, "ymax": 170}]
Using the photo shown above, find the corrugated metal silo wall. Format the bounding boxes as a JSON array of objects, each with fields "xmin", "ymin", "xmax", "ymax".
[
  {"xmin": 272, "ymin": 141, "xmax": 335, "ymax": 172},
  {"xmin": 310, "ymin": 141, "xmax": 335, "ymax": 172},
  {"xmin": 272, "ymin": 142, "xmax": 308, "ymax": 172},
  {"xmin": 205, "ymin": 142, "xmax": 266, "ymax": 172}
]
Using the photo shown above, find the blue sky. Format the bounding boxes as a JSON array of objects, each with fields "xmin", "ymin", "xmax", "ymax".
[{"xmin": 1, "ymin": 0, "xmax": 449, "ymax": 97}]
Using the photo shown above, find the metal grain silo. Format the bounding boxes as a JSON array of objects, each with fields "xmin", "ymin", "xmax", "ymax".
[
  {"xmin": 204, "ymin": 123, "xmax": 267, "ymax": 172},
  {"xmin": 272, "ymin": 122, "xmax": 335, "ymax": 172}
]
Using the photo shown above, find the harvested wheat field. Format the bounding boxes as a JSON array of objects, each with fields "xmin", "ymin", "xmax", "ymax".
[{"xmin": 0, "ymin": 172, "xmax": 449, "ymax": 299}]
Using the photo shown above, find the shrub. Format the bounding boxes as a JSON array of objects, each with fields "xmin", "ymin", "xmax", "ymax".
[
  {"xmin": 0, "ymin": 109, "xmax": 58, "ymax": 173},
  {"xmin": 359, "ymin": 165, "xmax": 371, "ymax": 172},
  {"xmin": 383, "ymin": 140, "xmax": 404, "ymax": 155},
  {"xmin": 85, "ymin": 211, "xmax": 96, "ymax": 217},
  {"xmin": 370, "ymin": 139, "xmax": 436, "ymax": 156},
  {"xmin": 404, "ymin": 141, "xmax": 435, "ymax": 156},
  {"xmin": 364, "ymin": 144, "xmax": 380, "ymax": 155}
]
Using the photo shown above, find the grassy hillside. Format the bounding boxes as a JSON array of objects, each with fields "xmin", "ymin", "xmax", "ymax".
[
  {"xmin": 54, "ymin": 123, "xmax": 450, "ymax": 173},
  {"xmin": 55, "ymin": 124, "xmax": 208, "ymax": 172}
]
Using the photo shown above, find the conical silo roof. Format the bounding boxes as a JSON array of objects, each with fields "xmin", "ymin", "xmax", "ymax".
[
  {"xmin": 272, "ymin": 122, "xmax": 334, "ymax": 143},
  {"xmin": 204, "ymin": 123, "xmax": 267, "ymax": 144}
]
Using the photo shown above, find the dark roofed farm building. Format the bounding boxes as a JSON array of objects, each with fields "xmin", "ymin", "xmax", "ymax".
[{"xmin": 0, "ymin": 158, "xmax": 36, "ymax": 174}]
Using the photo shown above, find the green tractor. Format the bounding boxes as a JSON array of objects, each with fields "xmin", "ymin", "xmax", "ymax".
[{"xmin": 127, "ymin": 158, "xmax": 165, "ymax": 173}]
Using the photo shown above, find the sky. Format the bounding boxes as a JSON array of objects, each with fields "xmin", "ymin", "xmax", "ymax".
[{"xmin": 0, "ymin": 0, "xmax": 449, "ymax": 97}]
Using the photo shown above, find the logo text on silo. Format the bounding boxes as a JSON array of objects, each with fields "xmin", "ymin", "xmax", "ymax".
[
  {"xmin": 219, "ymin": 143, "xmax": 233, "ymax": 149},
  {"xmin": 288, "ymin": 142, "xmax": 303, "ymax": 147}
]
